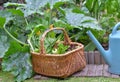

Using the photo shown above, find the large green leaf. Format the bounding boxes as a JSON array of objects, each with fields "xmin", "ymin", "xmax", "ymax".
[
  {"xmin": 0, "ymin": 10, "xmax": 13, "ymax": 23},
  {"xmin": 0, "ymin": 9, "xmax": 28, "ymax": 44},
  {"xmin": 2, "ymin": 41, "xmax": 33, "ymax": 82},
  {"xmin": 25, "ymin": 0, "xmax": 68, "ymax": 9},
  {"xmin": 0, "ymin": 36, "xmax": 9, "ymax": 58},
  {"xmin": 0, "ymin": 9, "xmax": 23, "ymax": 24},
  {"xmin": 7, "ymin": 9, "xmax": 24, "ymax": 16},
  {"xmin": 48, "ymin": 0, "xmax": 70, "ymax": 9},
  {"xmin": 0, "ymin": 30, "xmax": 9, "ymax": 58},
  {"xmin": 66, "ymin": 12, "xmax": 101, "ymax": 30},
  {"xmin": 21, "ymin": 0, "xmax": 68, "ymax": 17},
  {"xmin": 22, "ymin": 0, "xmax": 49, "ymax": 17},
  {"xmin": 0, "ymin": 17, "xmax": 6, "ymax": 28}
]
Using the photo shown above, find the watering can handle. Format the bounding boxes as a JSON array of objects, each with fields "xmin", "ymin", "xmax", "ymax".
[{"xmin": 112, "ymin": 22, "xmax": 120, "ymax": 34}]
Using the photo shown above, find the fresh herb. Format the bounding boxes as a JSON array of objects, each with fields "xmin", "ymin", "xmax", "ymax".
[{"xmin": 52, "ymin": 43, "xmax": 69, "ymax": 54}]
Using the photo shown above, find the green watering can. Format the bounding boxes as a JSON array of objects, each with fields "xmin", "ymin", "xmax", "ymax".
[{"xmin": 87, "ymin": 22, "xmax": 120, "ymax": 75}]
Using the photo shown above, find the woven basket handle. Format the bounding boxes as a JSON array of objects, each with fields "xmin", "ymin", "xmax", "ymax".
[{"xmin": 40, "ymin": 28, "xmax": 71, "ymax": 55}]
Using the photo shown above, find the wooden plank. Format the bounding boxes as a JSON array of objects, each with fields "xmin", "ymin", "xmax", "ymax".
[
  {"xmin": 94, "ymin": 51, "xmax": 101, "ymax": 64},
  {"xmin": 111, "ymin": 74, "xmax": 119, "ymax": 78},
  {"xmin": 78, "ymin": 65, "xmax": 89, "ymax": 76},
  {"xmin": 103, "ymin": 64, "xmax": 111, "ymax": 77},
  {"xmin": 73, "ymin": 65, "xmax": 89, "ymax": 77},
  {"xmin": 87, "ymin": 64, "xmax": 96, "ymax": 76},
  {"xmin": 33, "ymin": 74, "xmax": 49, "ymax": 80},
  {"xmin": 84, "ymin": 52, "xmax": 88, "ymax": 64},
  {"xmin": 88, "ymin": 51, "xmax": 94, "ymax": 64},
  {"xmin": 95, "ymin": 65, "xmax": 103, "ymax": 76}
]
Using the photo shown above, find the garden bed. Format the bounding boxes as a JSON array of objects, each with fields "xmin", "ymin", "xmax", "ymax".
[{"xmin": 84, "ymin": 51, "xmax": 106, "ymax": 64}]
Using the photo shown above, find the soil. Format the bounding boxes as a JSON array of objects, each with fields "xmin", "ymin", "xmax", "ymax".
[
  {"xmin": 102, "ymin": 43, "xmax": 108, "ymax": 50},
  {"xmin": 67, "ymin": 45, "xmax": 79, "ymax": 51}
]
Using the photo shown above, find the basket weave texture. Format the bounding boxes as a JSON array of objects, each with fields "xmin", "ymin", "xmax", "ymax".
[{"xmin": 31, "ymin": 28, "xmax": 86, "ymax": 78}]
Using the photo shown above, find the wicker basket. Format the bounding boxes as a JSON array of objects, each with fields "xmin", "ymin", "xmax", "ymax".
[{"xmin": 31, "ymin": 28, "xmax": 86, "ymax": 78}]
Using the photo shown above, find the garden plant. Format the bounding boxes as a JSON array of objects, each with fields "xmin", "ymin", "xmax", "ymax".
[{"xmin": 0, "ymin": 0, "xmax": 120, "ymax": 82}]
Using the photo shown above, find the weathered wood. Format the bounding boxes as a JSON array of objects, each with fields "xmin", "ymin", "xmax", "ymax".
[
  {"xmin": 95, "ymin": 65, "xmax": 103, "ymax": 76},
  {"xmin": 94, "ymin": 51, "xmax": 101, "ymax": 64},
  {"xmin": 87, "ymin": 65, "xmax": 96, "ymax": 76},
  {"xmin": 84, "ymin": 51, "xmax": 106, "ymax": 64},
  {"xmin": 33, "ymin": 74, "xmax": 49, "ymax": 80},
  {"xmin": 73, "ymin": 65, "xmax": 89, "ymax": 77},
  {"xmin": 103, "ymin": 65, "xmax": 111, "ymax": 77},
  {"xmin": 111, "ymin": 74, "xmax": 120, "ymax": 78},
  {"xmin": 84, "ymin": 52, "xmax": 88, "ymax": 64},
  {"xmin": 88, "ymin": 51, "xmax": 94, "ymax": 64}
]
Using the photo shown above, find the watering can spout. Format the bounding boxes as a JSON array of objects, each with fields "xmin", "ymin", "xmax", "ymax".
[{"xmin": 86, "ymin": 31, "xmax": 111, "ymax": 65}]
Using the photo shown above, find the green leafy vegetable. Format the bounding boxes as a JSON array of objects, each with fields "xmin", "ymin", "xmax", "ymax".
[
  {"xmin": 2, "ymin": 41, "xmax": 33, "ymax": 82},
  {"xmin": 54, "ymin": 43, "xmax": 69, "ymax": 54}
]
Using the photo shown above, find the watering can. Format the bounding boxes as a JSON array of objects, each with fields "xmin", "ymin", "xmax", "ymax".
[{"xmin": 86, "ymin": 22, "xmax": 120, "ymax": 75}]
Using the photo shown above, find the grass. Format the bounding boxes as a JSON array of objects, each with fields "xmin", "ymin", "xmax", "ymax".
[{"xmin": 1, "ymin": 71, "xmax": 120, "ymax": 82}]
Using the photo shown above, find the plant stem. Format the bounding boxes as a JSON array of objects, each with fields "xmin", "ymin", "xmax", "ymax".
[
  {"xmin": 49, "ymin": 8, "xmax": 52, "ymax": 27},
  {"xmin": 24, "ymin": 17, "xmax": 34, "ymax": 51},
  {"xmin": 25, "ymin": 18, "xmax": 29, "ymax": 25},
  {"xmin": 27, "ymin": 29, "xmax": 35, "ymax": 51},
  {"xmin": 90, "ymin": 0, "xmax": 97, "ymax": 18},
  {"xmin": 4, "ymin": 27, "xmax": 28, "ymax": 46},
  {"xmin": 27, "ymin": 39, "xmax": 34, "ymax": 51},
  {"xmin": 80, "ymin": 0, "xmax": 83, "ymax": 8}
]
